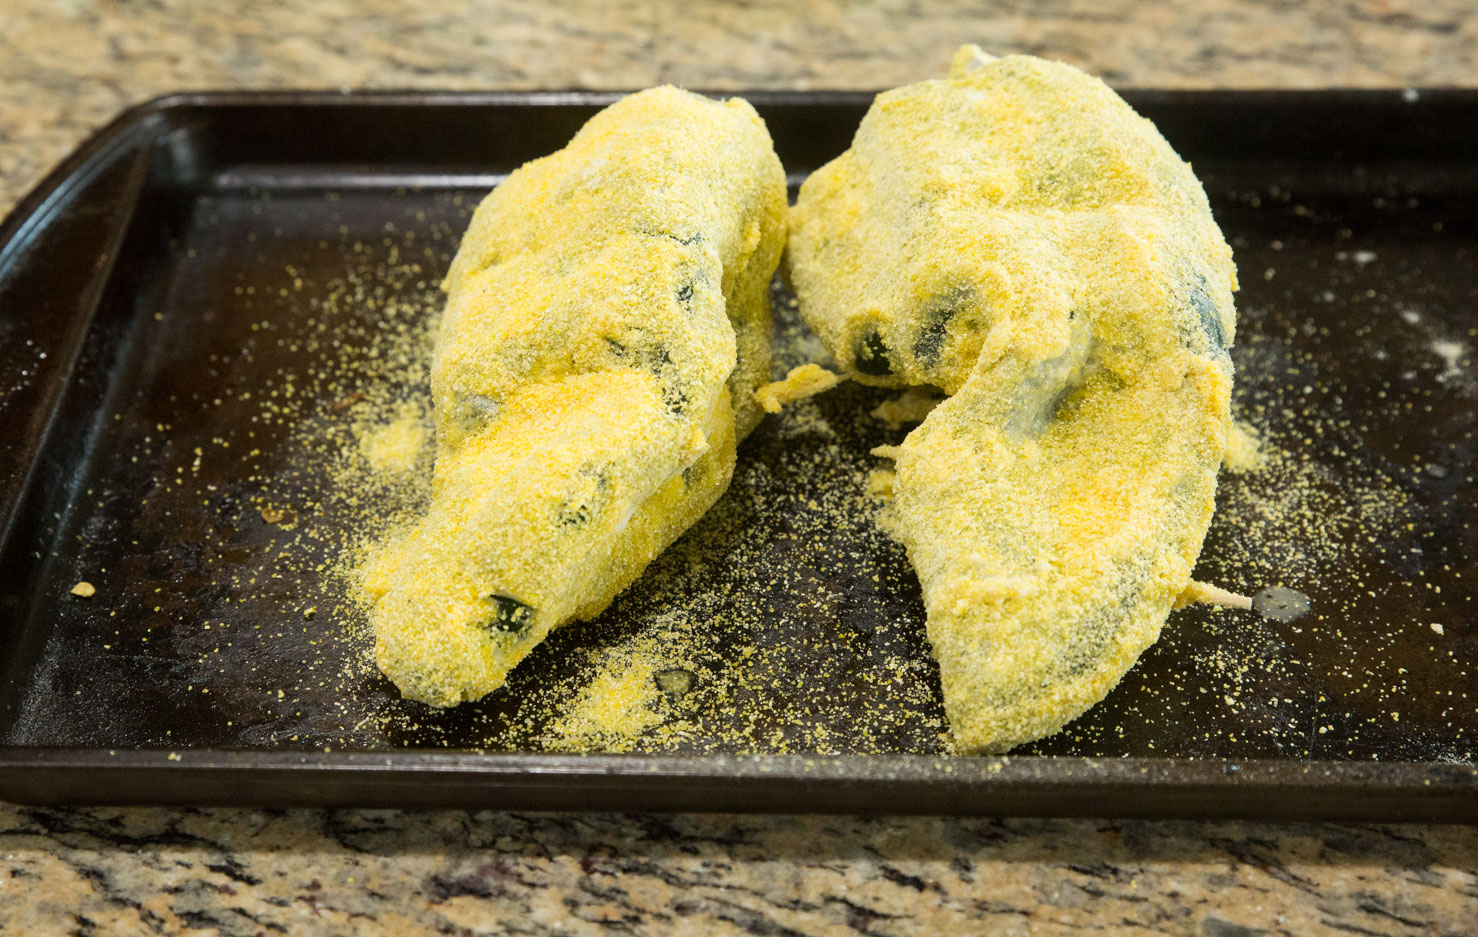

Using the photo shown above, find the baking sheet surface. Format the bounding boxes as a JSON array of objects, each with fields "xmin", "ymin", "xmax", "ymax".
[{"xmin": 0, "ymin": 92, "xmax": 1473, "ymax": 811}]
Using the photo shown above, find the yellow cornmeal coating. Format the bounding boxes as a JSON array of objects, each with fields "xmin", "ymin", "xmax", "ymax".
[
  {"xmin": 365, "ymin": 87, "xmax": 786, "ymax": 707},
  {"xmin": 787, "ymin": 48, "xmax": 1238, "ymax": 753}
]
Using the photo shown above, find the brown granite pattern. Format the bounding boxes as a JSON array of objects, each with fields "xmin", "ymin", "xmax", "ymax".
[
  {"xmin": 1, "ymin": 810, "xmax": 1474, "ymax": 935},
  {"xmin": 1, "ymin": 0, "xmax": 1476, "ymax": 218},
  {"xmin": 1, "ymin": 0, "xmax": 1476, "ymax": 933}
]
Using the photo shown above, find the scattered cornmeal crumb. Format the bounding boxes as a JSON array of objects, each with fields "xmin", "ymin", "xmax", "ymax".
[
  {"xmin": 1224, "ymin": 419, "xmax": 1267, "ymax": 474},
  {"xmin": 1431, "ymin": 623, "xmax": 1445, "ymax": 635},
  {"xmin": 545, "ymin": 636, "xmax": 670, "ymax": 752},
  {"xmin": 259, "ymin": 504, "xmax": 298, "ymax": 527},
  {"xmin": 867, "ymin": 467, "xmax": 896, "ymax": 499},
  {"xmin": 70, "ymin": 581, "xmax": 95, "ymax": 598},
  {"xmin": 873, "ymin": 502, "xmax": 906, "ymax": 542},
  {"xmin": 870, "ymin": 388, "xmax": 943, "ymax": 429},
  {"xmin": 356, "ymin": 402, "xmax": 427, "ymax": 475},
  {"xmin": 755, "ymin": 363, "xmax": 842, "ymax": 413}
]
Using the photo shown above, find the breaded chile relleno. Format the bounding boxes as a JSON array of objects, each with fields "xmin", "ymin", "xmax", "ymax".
[
  {"xmin": 365, "ymin": 87, "xmax": 787, "ymax": 707},
  {"xmin": 786, "ymin": 47, "xmax": 1238, "ymax": 752}
]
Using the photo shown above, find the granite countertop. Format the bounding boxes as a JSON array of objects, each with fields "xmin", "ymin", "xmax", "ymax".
[{"xmin": 0, "ymin": 1, "xmax": 1475, "ymax": 933}]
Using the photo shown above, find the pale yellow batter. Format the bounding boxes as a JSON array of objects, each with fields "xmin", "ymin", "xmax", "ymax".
[
  {"xmin": 787, "ymin": 48, "xmax": 1238, "ymax": 752},
  {"xmin": 364, "ymin": 87, "xmax": 786, "ymax": 707}
]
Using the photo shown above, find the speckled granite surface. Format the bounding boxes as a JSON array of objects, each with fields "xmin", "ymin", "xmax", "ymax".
[
  {"xmin": 1, "ymin": 810, "xmax": 1474, "ymax": 935},
  {"xmin": 0, "ymin": 1, "xmax": 1476, "ymax": 934},
  {"xmin": 1, "ymin": 0, "xmax": 1476, "ymax": 219}
]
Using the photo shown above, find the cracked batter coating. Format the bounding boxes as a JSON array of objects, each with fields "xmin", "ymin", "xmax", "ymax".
[
  {"xmin": 787, "ymin": 48, "xmax": 1238, "ymax": 752},
  {"xmin": 365, "ymin": 87, "xmax": 786, "ymax": 706}
]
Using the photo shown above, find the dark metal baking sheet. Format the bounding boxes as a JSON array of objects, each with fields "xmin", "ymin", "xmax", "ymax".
[{"xmin": 0, "ymin": 90, "xmax": 1474, "ymax": 819}]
